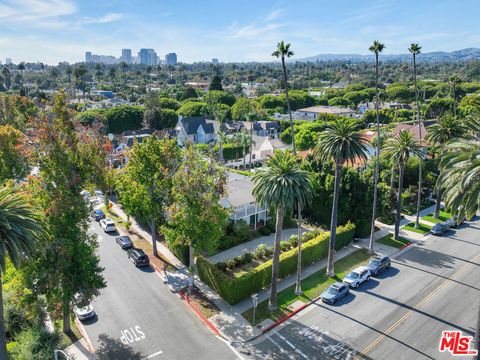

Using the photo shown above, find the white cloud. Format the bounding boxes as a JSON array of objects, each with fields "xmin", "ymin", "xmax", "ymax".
[
  {"xmin": 0, "ymin": 0, "xmax": 76, "ymax": 20},
  {"xmin": 82, "ymin": 12, "xmax": 124, "ymax": 24},
  {"xmin": 266, "ymin": 9, "xmax": 283, "ymax": 21}
]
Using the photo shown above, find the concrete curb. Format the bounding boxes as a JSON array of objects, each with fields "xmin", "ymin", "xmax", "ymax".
[{"xmin": 74, "ymin": 318, "xmax": 95, "ymax": 354}]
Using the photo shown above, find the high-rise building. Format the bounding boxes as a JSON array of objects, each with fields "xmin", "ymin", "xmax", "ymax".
[
  {"xmin": 5, "ymin": 58, "xmax": 12, "ymax": 65},
  {"xmin": 165, "ymin": 53, "xmax": 177, "ymax": 65},
  {"xmin": 138, "ymin": 48, "xmax": 158, "ymax": 66},
  {"xmin": 121, "ymin": 49, "xmax": 132, "ymax": 64},
  {"xmin": 212, "ymin": 58, "xmax": 219, "ymax": 65},
  {"xmin": 85, "ymin": 52, "xmax": 92, "ymax": 63}
]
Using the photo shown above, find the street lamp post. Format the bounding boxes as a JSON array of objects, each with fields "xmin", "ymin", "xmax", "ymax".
[{"xmin": 252, "ymin": 293, "xmax": 258, "ymax": 326}]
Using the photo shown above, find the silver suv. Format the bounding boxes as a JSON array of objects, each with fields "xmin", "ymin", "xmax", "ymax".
[{"xmin": 343, "ymin": 267, "xmax": 371, "ymax": 288}]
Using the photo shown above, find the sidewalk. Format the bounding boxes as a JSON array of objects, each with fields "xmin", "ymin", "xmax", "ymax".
[
  {"xmin": 208, "ymin": 226, "xmax": 310, "ymax": 264},
  {"xmin": 65, "ymin": 339, "xmax": 95, "ymax": 360}
]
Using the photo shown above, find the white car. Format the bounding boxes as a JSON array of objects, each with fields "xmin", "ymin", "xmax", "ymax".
[
  {"xmin": 74, "ymin": 303, "xmax": 96, "ymax": 321},
  {"xmin": 100, "ymin": 218, "xmax": 116, "ymax": 233},
  {"xmin": 343, "ymin": 266, "xmax": 371, "ymax": 288}
]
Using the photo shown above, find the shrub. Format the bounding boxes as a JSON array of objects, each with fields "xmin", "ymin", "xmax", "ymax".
[
  {"xmin": 197, "ymin": 222, "xmax": 356, "ymax": 304},
  {"xmin": 280, "ymin": 241, "xmax": 290, "ymax": 252},
  {"xmin": 226, "ymin": 259, "xmax": 235, "ymax": 270},
  {"xmin": 288, "ymin": 235, "xmax": 298, "ymax": 248},
  {"xmin": 216, "ymin": 262, "xmax": 228, "ymax": 272},
  {"xmin": 234, "ymin": 255, "xmax": 244, "ymax": 266},
  {"xmin": 10, "ymin": 326, "xmax": 60, "ymax": 360},
  {"xmin": 258, "ymin": 226, "xmax": 271, "ymax": 236},
  {"xmin": 254, "ymin": 244, "xmax": 267, "ymax": 259},
  {"xmin": 242, "ymin": 252, "xmax": 254, "ymax": 264}
]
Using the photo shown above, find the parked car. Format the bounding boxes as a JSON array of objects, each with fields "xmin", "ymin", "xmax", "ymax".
[
  {"xmin": 365, "ymin": 256, "xmax": 391, "ymax": 276},
  {"xmin": 74, "ymin": 303, "xmax": 96, "ymax": 321},
  {"xmin": 100, "ymin": 218, "xmax": 116, "ymax": 233},
  {"xmin": 92, "ymin": 209, "xmax": 106, "ymax": 221},
  {"xmin": 128, "ymin": 248, "xmax": 150, "ymax": 267},
  {"xmin": 343, "ymin": 267, "xmax": 371, "ymax": 288},
  {"xmin": 445, "ymin": 215, "xmax": 464, "ymax": 229},
  {"xmin": 116, "ymin": 236, "xmax": 133, "ymax": 250},
  {"xmin": 321, "ymin": 282, "xmax": 350, "ymax": 304},
  {"xmin": 431, "ymin": 222, "xmax": 449, "ymax": 236}
]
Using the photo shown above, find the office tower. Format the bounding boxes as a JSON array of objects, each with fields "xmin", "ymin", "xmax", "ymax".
[
  {"xmin": 165, "ymin": 53, "xmax": 178, "ymax": 65},
  {"xmin": 212, "ymin": 58, "xmax": 219, "ymax": 65},
  {"xmin": 5, "ymin": 58, "xmax": 12, "ymax": 65},
  {"xmin": 85, "ymin": 52, "xmax": 92, "ymax": 62},
  {"xmin": 122, "ymin": 49, "xmax": 132, "ymax": 64},
  {"xmin": 139, "ymin": 48, "xmax": 158, "ymax": 66}
]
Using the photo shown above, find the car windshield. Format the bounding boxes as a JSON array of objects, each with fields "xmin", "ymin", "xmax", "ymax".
[
  {"xmin": 327, "ymin": 287, "xmax": 338, "ymax": 295},
  {"xmin": 369, "ymin": 259, "xmax": 380, "ymax": 266},
  {"xmin": 433, "ymin": 224, "xmax": 443, "ymax": 229},
  {"xmin": 348, "ymin": 272, "xmax": 359, "ymax": 279}
]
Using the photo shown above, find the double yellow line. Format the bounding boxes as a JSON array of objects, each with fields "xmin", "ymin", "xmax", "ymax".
[{"xmin": 354, "ymin": 253, "xmax": 480, "ymax": 359}]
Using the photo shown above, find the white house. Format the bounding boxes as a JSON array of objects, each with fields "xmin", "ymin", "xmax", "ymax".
[
  {"xmin": 295, "ymin": 106, "xmax": 356, "ymax": 120},
  {"xmin": 175, "ymin": 116, "xmax": 217, "ymax": 146},
  {"xmin": 242, "ymin": 121, "xmax": 281, "ymax": 138},
  {"xmin": 249, "ymin": 135, "xmax": 288, "ymax": 162},
  {"xmin": 220, "ymin": 172, "xmax": 268, "ymax": 228}
]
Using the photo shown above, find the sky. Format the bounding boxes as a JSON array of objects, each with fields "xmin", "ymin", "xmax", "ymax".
[{"xmin": 1, "ymin": 0, "xmax": 479, "ymax": 65}]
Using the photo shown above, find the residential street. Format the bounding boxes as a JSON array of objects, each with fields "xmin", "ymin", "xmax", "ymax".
[
  {"xmin": 237, "ymin": 218, "xmax": 480, "ymax": 359},
  {"xmin": 83, "ymin": 220, "xmax": 239, "ymax": 360}
]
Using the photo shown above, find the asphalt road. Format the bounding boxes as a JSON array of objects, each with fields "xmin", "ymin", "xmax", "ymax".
[
  {"xmin": 241, "ymin": 218, "xmax": 480, "ymax": 359},
  {"xmin": 83, "ymin": 220, "xmax": 238, "ymax": 360}
]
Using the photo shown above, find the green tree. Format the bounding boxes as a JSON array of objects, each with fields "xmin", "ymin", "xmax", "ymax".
[
  {"xmin": 117, "ymin": 137, "xmax": 181, "ymax": 256},
  {"xmin": 0, "ymin": 185, "xmax": 46, "ymax": 358},
  {"xmin": 176, "ymin": 101, "xmax": 207, "ymax": 117},
  {"xmin": 30, "ymin": 92, "xmax": 106, "ymax": 334},
  {"xmin": 368, "ymin": 40, "xmax": 385, "ymax": 254},
  {"xmin": 383, "ymin": 130, "xmax": 422, "ymax": 239},
  {"xmin": 386, "ymin": 84, "xmax": 414, "ymax": 102},
  {"xmin": 164, "ymin": 146, "xmax": 228, "ymax": 288},
  {"xmin": 409, "ymin": 43, "xmax": 425, "ymax": 229},
  {"xmin": 73, "ymin": 64, "xmax": 87, "ymax": 102},
  {"xmin": 450, "ymin": 75, "xmax": 461, "ymax": 117},
  {"xmin": 0, "ymin": 125, "xmax": 29, "ymax": 182},
  {"xmin": 315, "ymin": 119, "xmax": 368, "ymax": 276},
  {"xmin": 426, "ymin": 116, "xmax": 466, "ymax": 218},
  {"xmin": 1, "ymin": 67, "xmax": 11, "ymax": 90},
  {"xmin": 252, "ymin": 151, "xmax": 312, "ymax": 310},
  {"xmin": 105, "ymin": 105, "xmax": 144, "ymax": 133},
  {"xmin": 209, "ymin": 75, "xmax": 223, "ymax": 91}
]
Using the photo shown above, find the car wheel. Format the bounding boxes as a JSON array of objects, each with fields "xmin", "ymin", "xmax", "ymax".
[{"xmin": 332, "ymin": 298, "xmax": 336, "ymax": 304}]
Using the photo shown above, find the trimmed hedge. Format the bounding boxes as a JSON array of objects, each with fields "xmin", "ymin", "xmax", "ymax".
[{"xmin": 197, "ymin": 222, "xmax": 355, "ymax": 304}]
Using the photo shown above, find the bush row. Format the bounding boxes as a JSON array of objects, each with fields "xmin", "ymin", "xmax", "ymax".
[{"xmin": 197, "ymin": 222, "xmax": 356, "ymax": 304}]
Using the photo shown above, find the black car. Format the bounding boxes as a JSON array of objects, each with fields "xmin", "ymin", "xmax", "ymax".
[
  {"xmin": 365, "ymin": 256, "xmax": 391, "ymax": 276},
  {"xmin": 115, "ymin": 236, "xmax": 133, "ymax": 250},
  {"xmin": 128, "ymin": 248, "xmax": 150, "ymax": 267},
  {"xmin": 431, "ymin": 222, "xmax": 449, "ymax": 236},
  {"xmin": 92, "ymin": 209, "xmax": 106, "ymax": 221}
]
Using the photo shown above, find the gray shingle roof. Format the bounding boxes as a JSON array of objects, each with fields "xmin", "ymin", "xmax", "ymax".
[{"xmin": 181, "ymin": 116, "xmax": 215, "ymax": 135}]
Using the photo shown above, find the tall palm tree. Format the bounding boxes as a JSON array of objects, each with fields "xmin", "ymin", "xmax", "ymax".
[
  {"xmin": 65, "ymin": 66, "xmax": 73, "ymax": 95},
  {"xmin": 239, "ymin": 130, "xmax": 251, "ymax": 170},
  {"xmin": 315, "ymin": 120, "xmax": 368, "ymax": 276},
  {"xmin": 383, "ymin": 130, "xmax": 422, "ymax": 240},
  {"xmin": 217, "ymin": 130, "xmax": 228, "ymax": 163},
  {"xmin": 0, "ymin": 186, "xmax": 46, "ymax": 358},
  {"xmin": 408, "ymin": 43, "xmax": 424, "ymax": 229},
  {"xmin": 1, "ymin": 67, "xmax": 10, "ymax": 90},
  {"xmin": 272, "ymin": 41, "xmax": 295, "ymax": 153},
  {"xmin": 368, "ymin": 40, "xmax": 385, "ymax": 254},
  {"xmin": 426, "ymin": 116, "xmax": 467, "ymax": 217},
  {"xmin": 272, "ymin": 41, "xmax": 305, "ymax": 294},
  {"xmin": 449, "ymin": 75, "xmax": 461, "ymax": 117},
  {"xmin": 252, "ymin": 151, "xmax": 312, "ymax": 310}
]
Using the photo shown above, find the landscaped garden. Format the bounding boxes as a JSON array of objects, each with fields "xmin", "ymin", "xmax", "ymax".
[
  {"xmin": 377, "ymin": 233, "xmax": 411, "ymax": 249},
  {"xmin": 403, "ymin": 222, "xmax": 432, "ymax": 235}
]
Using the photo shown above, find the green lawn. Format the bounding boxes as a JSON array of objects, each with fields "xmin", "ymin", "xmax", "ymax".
[
  {"xmin": 403, "ymin": 222, "xmax": 432, "ymax": 235},
  {"xmin": 377, "ymin": 233, "xmax": 411, "ymax": 249},
  {"xmin": 100, "ymin": 206, "xmax": 130, "ymax": 230},
  {"xmin": 242, "ymin": 249, "xmax": 371, "ymax": 325},
  {"xmin": 421, "ymin": 210, "xmax": 451, "ymax": 224}
]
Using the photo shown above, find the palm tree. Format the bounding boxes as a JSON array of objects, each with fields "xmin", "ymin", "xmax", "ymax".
[
  {"xmin": 217, "ymin": 130, "xmax": 228, "ymax": 163},
  {"xmin": 426, "ymin": 116, "xmax": 467, "ymax": 218},
  {"xmin": 368, "ymin": 40, "xmax": 385, "ymax": 254},
  {"xmin": 272, "ymin": 41, "xmax": 295, "ymax": 153},
  {"xmin": 73, "ymin": 65, "xmax": 87, "ymax": 102},
  {"xmin": 383, "ymin": 130, "xmax": 422, "ymax": 240},
  {"xmin": 252, "ymin": 151, "xmax": 313, "ymax": 310},
  {"xmin": 65, "ymin": 66, "xmax": 73, "ymax": 95},
  {"xmin": 438, "ymin": 139, "xmax": 480, "ymax": 220},
  {"xmin": 239, "ymin": 130, "xmax": 251, "ymax": 170},
  {"xmin": 408, "ymin": 43, "xmax": 424, "ymax": 229},
  {"xmin": 0, "ymin": 186, "xmax": 46, "ymax": 358},
  {"xmin": 449, "ymin": 75, "xmax": 461, "ymax": 117},
  {"xmin": 315, "ymin": 120, "xmax": 368, "ymax": 276},
  {"xmin": 1, "ymin": 67, "xmax": 10, "ymax": 90}
]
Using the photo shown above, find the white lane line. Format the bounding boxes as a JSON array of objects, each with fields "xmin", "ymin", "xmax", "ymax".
[
  {"xmin": 273, "ymin": 331, "xmax": 309, "ymax": 360},
  {"xmin": 145, "ymin": 350, "xmax": 163, "ymax": 359},
  {"xmin": 265, "ymin": 334, "xmax": 295, "ymax": 359}
]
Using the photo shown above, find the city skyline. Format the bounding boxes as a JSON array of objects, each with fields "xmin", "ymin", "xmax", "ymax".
[{"xmin": 1, "ymin": 0, "xmax": 480, "ymax": 64}]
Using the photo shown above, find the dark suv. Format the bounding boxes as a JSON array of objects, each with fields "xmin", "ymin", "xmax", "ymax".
[
  {"xmin": 116, "ymin": 236, "xmax": 133, "ymax": 250},
  {"xmin": 92, "ymin": 209, "xmax": 106, "ymax": 221},
  {"xmin": 365, "ymin": 256, "xmax": 391, "ymax": 276},
  {"xmin": 128, "ymin": 248, "xmax": 150, "ymax": 267}
]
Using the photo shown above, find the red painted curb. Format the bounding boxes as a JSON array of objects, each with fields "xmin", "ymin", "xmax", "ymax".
[
  {"xmin": 75, "ymin": 318, "xmax": 95, "ymax": 353},
  {"xmin": 178, "ymin": 290, "xmax": 221, "ymax": 336},
  {"xmin": 399, "ymin": 242, "xmax": 413, "ymax": 250},
  {"xmin": 261, "ymin": 298, "xmax": 314, "ymax": 334}
]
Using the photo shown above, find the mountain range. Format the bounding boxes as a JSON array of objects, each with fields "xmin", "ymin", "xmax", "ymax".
[{"xmin": 296, "ymin": 48, "xmax": 480, "ymax": 63}]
